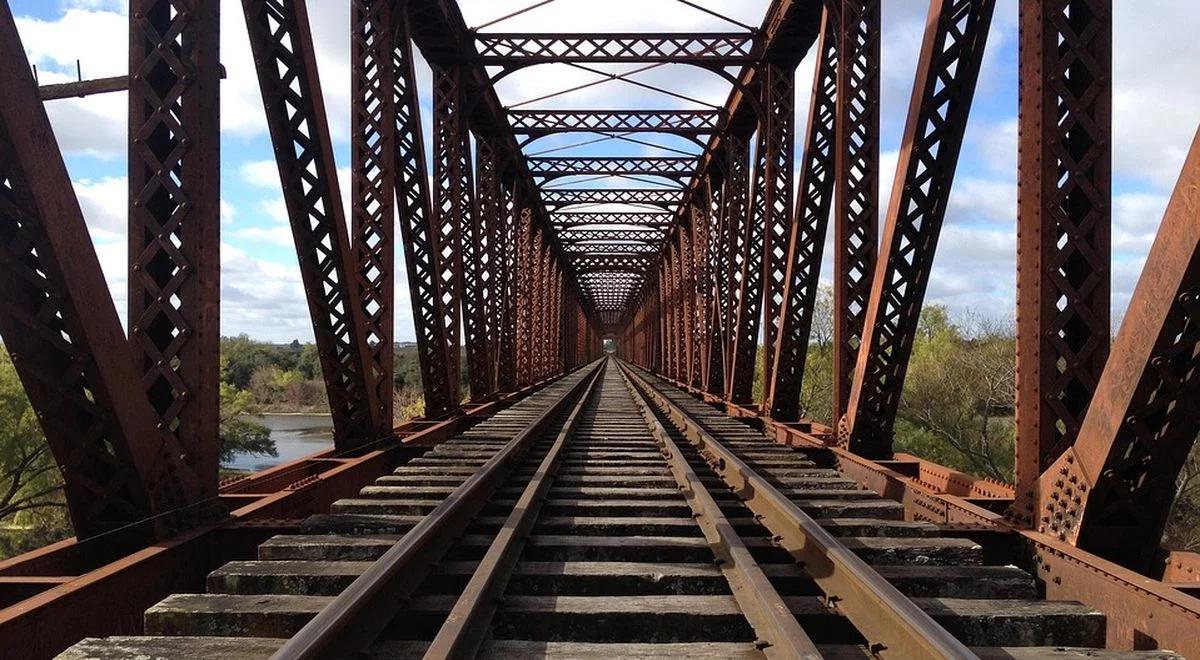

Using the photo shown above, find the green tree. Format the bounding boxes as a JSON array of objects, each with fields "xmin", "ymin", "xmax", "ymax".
[{"xmin": 218, "ymin": 360, "xmax": 275, "ymax": 465}]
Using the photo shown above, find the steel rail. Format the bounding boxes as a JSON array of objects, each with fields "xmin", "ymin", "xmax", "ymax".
[
  {"xmin": 270, "ymin": 359, "xmax": 605, "ymax": 660},
  {"xmin": 616, "ymin": 365, "xmax": 822, "ymax": 659},
  {"xmin": 617, "ymin": 361, "xmax": 978, "ymax": 660},
  {"xmin": 422, "ymin": 361, "xmax": 606, "ymax": 658}
]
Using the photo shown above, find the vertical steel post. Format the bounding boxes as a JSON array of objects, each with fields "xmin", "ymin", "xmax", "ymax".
[
  {"xmin": 832, "ymin": 0, "xmax": 880, "ymax": 422},
  {"xmin": 755, "ymin": 63, "xmax": 797, "ymax": 410},
  {"xmin": 463, "ymin": 134, "xmax": 497, "ymax": 400},
  {"xmin": 128, "ymin": 0, "xmax": 221, "ymax": 493},
  {"xmin": 431, "ymin": 63, "xmax": 472, "ymax": 404},
  {"xmin": 351, "ymin": 0, "xmax": 396, "ymax": 430},
  {"xmin": 722, "ymin": 135, "xmax": 752, "ymax": 399},
  {"xmin": 1013, "ymin": 0, "xmax": 1112, "ymax": 525}
]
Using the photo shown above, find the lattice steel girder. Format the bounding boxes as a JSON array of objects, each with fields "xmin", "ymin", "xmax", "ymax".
[
  {"xmin": 558, "ymin": 229, "xmax": 667, "ymax": 243},
  {"xmin": 721, "ymin": 135, "xmax": 750, "ymax": 397},
  {"xmin": 729, "ymin": 88, "xmax": 784, "ymax": 406},
  {"xmin": 552, "ymin": 211, "xmax": 674, "ymax": 228},
  {"xmin": 704, "ymin": 175, "xmax": 727, "ymax": 395},
  {"xmin": 242, "ymin": 0, "xmax": 383, "ymax": 448},
  {"xmin": 563, "ymin": 244, "xmax": 661, "ymax": 255},
  {"xmin": 351, "ymin": 0, "xmax": 396, "ymax": 429},
  {"xmin": 541, "ymin": 188, "xmax": 684, "ymax": 210},
  {"xmin": 391, "ymin": 6, "xmax": 458, "ymax": 416},
  {"xmin": 496, "ymin": 182, "xmax": 518, "ymax": 390},
  {"xmin": 464, "ymin": 135, "xmax": 499, "ymax": 400},
  {"xmin": 840, "ymin": 0, "xmax": 996, "ymax": 458},
  {"xmin": 476, "ymin": 33, "xmax": 757, "ymax": 65},
  {"xmin": 127, "ymin": 0, "xmax": 221, "ymax": 493},
  {"xmin": 1013, "ymin": 0, "xmax": 1112, "ymax": 526},
  {"xmin": 508, "ymin": 109, "xmax": 721, "ymax": 135},
  {"xmin": 528, "ymin": 157, "xmax": 697, "ymax": 180},
  {"xmin": 1037, "ymin": 130, "xmax": 1199, "ymax": 572},
  {"xmin": 0, "ymin": 5, "xmax": 209, "ymax": 540},
  {"xmin": 431, "ymin": 63, "xmax": 473, "ymax": 405},
  {"xmin": 514, "ymin": 207, "xmax": 535, "ymax": 385},
  {"xmin": 766, "ymin": 8, "xmax": 839, "ymax": 421},
  {"xmin": 475, "ymin": 136, "xmax": 503, "ymax": 394},
  {"xmin": 832, "ymin": 0, "xmax": 880, "ymax": 423},
  {"xmin": 752, "ymin": 61, "xmax": 797, "ymax": 410}
]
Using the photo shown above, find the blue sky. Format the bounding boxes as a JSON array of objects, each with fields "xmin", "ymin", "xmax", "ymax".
[{"xmin": 11, "ymin": 0, "xmax": 1200, "ymax": 342}]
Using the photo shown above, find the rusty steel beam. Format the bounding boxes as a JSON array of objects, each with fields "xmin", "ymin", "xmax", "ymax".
[
  {"xmin": 541, "ymin": 188, "xmax": 684, "ymax": 210},
  {"xmin": 832, "ymin": 0, "xmax": 880, "ymax": 423},
  {"xmin": 476, "ymin": 33, "xmax": 757, "ymax": 65},
  {"xmin": 839, "ymin": 0, "xmax": 995, "ymax": 458},
  {"xmin": 528, "ymin": 156, "xmax": 697, "ymax": 180},
  {"xmin": 702, "ymin": 175, "xmax": 726, "ymax": 395},
  {"xmin": 1013, "ymin": 0, "xmax": 1112, "ymax": 526},
  {"xmin": 351, "ymin": 0, "xmax": 396, "ymax": 429},
  {"xmin": 127, "ymin": 0, "xmax": 221, "ymax": 497},
  {"xmin": 753, "ymin": 61, "xmax": 797, "ymax": 412},
  {"xmin": 474, "ymin": 136, "xmax": 503, "ymax": 395},
  {"xmin": 552, "ymin": 211, "xmax": 674, "ymax": 228},
  {"xmin": 0, "ymin": 4, "xmax": 209, "ymax": 542},
  {"xmin": 1037, "ymin": 130, "xmax": 1200, "ymax": 573},
  {"xmin": 495, "ymin": 181, "xmax": 519, "ymax": 391},
  {"xmin": 390, "ymin": 7, "xmax": 459, "ymax": 417},
  {"xmin": 721, "ymin": 135, "xmax": 751, "ymax": 398},
  {"xmin": 508, "ymin": 109, "xmax": 721, "ymax": 136},
  {"xmin": 242, "ymin": 0, "xmax": 383, "ymax": 449},
  {"xmin": 431, "ymin": 63, "xmax": 473, "ymax": 405},
  {"xmin": 557, "ymin": 229, "xmax": 667, "ymax": 243},
  {"xmin": 766, "ymin": 8, "xmax": 839, "ymax": 421}
]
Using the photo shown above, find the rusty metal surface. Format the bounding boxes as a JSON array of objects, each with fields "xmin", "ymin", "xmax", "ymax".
[
  {"xmin": 767, "ymin": 8, "xmax": 839, "ymax": 421},
  {"xmin": 1038, "ymin": 130, "xmax": 1200, "ymax": 571},
  {"xmin": 350, "ymin": 0, "xmax": 396, "ymax": 428},
  {"xmin": 832, "ymin": 0, "xmax": 880, "ymax": 424},
  {"xmin": 839, "ymin": 0, "xmax": 996, "ymax": 458},
  {"xmin": 0, "ymin": 3, "xmax": 208, "ymax": 542},
  {"xmin": 127, "ymin": 0, "xmax": 222, "ymax": 501},
  {"xmin": 241, "ymin": 0, "xmax": 383, "ymax": 449},
  {"xmin": 1013, "ymin": 0, "xmax": 1113, "ymax": 525}
]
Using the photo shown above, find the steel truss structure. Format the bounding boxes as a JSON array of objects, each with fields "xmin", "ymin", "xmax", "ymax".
[{"xmin": 2, "ymin": 0, "xmax": 1200, "ymax": 654}]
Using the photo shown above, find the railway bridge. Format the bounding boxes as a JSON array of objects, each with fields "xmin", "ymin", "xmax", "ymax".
[{"xmin": 0, "ymin": 0, "xmax": 1198, "ymax": 657}]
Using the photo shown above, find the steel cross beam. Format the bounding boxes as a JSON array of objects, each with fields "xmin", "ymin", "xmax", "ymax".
[
  {"xmin": 242, "ymin": 0, "xmax": 384, "ymax": 449},
  {"xmin": 839, "ymin": 0, "xmax": 996, "ymax": 458},
  {"xmin": 557, "ymin": 229, "xmax": 667, "ymax": 243},
  {"xmin": 351, "ymin": 0, "xmax": 396, "ymax": 428},
  {"xmin": 541, "ymin": 188, "xmax": 685, "ymax": 210},
  {"xmin": 127, "ymin": 0, "xmax": 222, "ymax": 494},
  {"xmin": 528, "ymin": 157, "xmax": 697, "ymax": 180},
  {"xmin": 508, "ymin": 109, "xmax": 722, "ymax": 136},
  {"xmin": 552, "ymin": 211, "xmax": 674, "ymax": 228},
  {"xmin": 1037, "ymin": 130, "xmax": 1199, "ymax": 572},
  {"xmin": 1013, "ymin": 0, "xmax": 1112, "ymax": 526},
  {"xmin": 476, "ymin": 33, "xmax": 757, "ymax": 65},
  {"xmin": 0, "ymin": 4, "xmax": 209, "ymax": 541},
  {"xmin": 563, "ymin": 244, "xmax": 661, "ymax": 255}
]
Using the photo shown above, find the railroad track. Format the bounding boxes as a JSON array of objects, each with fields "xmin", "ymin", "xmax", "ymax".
[{"xmin": 61, "ymin": 357, "xmax": 1180, "ymax": 659}]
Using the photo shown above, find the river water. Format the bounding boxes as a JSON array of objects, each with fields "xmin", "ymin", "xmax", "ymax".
[{"xmin": 221, "ymin": 414, "xmax": 335, "ymax": 472}]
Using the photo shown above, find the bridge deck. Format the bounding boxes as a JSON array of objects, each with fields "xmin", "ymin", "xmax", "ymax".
[{"xmin": 60, "ymin": 359, "xmax": 1179, "ymax": 659}]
